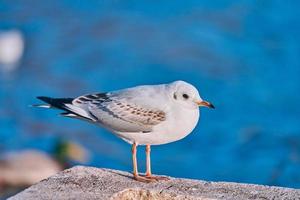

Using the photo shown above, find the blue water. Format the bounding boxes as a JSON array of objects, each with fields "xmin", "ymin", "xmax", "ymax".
[{"xmin": 1, "ymin": 0, "xmax": 300, "ymax": 188}]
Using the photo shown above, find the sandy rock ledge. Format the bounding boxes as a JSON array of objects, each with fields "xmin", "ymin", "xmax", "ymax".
[{"xmin": 9, "ymin": 166, "xmax": 300, "ymax": 200}]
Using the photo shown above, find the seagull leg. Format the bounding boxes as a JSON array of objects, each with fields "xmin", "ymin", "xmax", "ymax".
[
  {"xmin": 145, "ymin": 144, "xmax": 152, "ymax": 177},
  {"xmin": 144, "ymin": 144, "xmax": 170, "ymax": 181},
  {"xmin": 132, "ymin": 142, "xmax": 138, "ymax": 177},
  {"xmin": 131, "ymin": 142, "xmax": 155, "ymax": 183}
]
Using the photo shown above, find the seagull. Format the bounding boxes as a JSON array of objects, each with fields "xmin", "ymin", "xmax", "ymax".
[{"xmin": 34, "ymin": 80, "xmax": 214, "ymax": 182}]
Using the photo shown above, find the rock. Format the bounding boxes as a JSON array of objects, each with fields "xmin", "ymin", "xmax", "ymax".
[
  {"xmin": 9, "ymin": 166, "xmax": 300, "ymax": 200},
  {"xmin": 0, "ymin": 150, "xmax": 62, "ymax": 187}
]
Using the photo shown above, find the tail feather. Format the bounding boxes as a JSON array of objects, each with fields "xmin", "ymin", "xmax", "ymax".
[
  {"xmin": 30, "ymin": 104, "xmax": 51, "ymax": 108},
  {"xmin": 35, "ymin": 96, "xmax": 95, "ymax": 121},
  {"xmin": 36, "ymin": 96, "xmax": 73, "ymax": 110}
]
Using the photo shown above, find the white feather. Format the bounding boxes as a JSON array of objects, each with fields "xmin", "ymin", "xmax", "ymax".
[
  {"xmin": 31, "ymin": 104, "xmax": 51, "ymax": 108},
  {"xmin": 64, "ymin": 104, "xmax": 95, "ymax": 121}
]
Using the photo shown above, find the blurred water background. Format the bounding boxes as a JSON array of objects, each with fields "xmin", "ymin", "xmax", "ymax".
[{"xmin": 0, "ymin": 0, "xmax": 299, "ymax": 191}]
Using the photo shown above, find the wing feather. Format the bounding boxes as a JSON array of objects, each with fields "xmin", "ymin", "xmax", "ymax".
[{"xmin": 72, "ymin": 92, "xmax": 166, "ymax": 133}]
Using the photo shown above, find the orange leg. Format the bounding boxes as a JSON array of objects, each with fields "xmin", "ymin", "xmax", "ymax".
[
  {"xmin": 145, "ymin": 144, "xmax": 152, "ymax": 176},
  {"xmin": 131, "ymin": 143, "xmax": 155, "ymax": 183},
  {"xmin": 144, "ymin": 145, "xmax": 169, "ymax": 181},
  {"xmin": 132, "ymin": 142, "xmax": 138, "ymax": 177}
]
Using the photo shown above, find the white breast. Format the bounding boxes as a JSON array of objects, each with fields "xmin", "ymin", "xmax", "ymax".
[
  {"xmin": 151, "ymin": 107, "xmax": 200, "ymax": 145},
  {"xmin": 115, "ymin": 106, "xmax": 200, "ymax": 145}
]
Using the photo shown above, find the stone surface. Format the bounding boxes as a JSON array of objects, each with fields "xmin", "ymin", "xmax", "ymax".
[{"xmin": 9, "ymin": 166, "xmax": 300, "ymax": 200}]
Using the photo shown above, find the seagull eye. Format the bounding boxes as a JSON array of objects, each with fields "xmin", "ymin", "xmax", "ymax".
[
  {"xmin": 173, "ymin": 93, "xmax": 177, "ymax": 100},
  {"xmin": 182, "ymin": 94, "xmax": 189, "ymax": 99}
]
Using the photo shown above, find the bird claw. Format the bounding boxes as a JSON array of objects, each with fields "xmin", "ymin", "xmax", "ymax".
[
  {"xmin": 146, "ymin": 175, "xmax": 170, "ymax": 181},
  {"xmin": 133, "ymin": 175, "xmax": 157, "ymax": 183},
  {"xmin": 142, "ymin": 174, "xmax": 170, "ymax": 181},
  {"xmin": 133, "ymin": 174, "xmax": 170, "ymax": 183}
]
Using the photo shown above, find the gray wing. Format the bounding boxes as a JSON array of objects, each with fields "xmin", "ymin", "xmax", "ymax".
[{"xmin": 72, "ymin": 92, "xmax": 166, "ymax": 133}]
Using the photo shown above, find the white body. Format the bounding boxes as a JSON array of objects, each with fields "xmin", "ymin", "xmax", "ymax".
[
  {"xmin": 39, "ymin": 81, "xmax": 205, "ymax": 146},
  {"xmin": 75, "ymin": 81, "xmax": 202, "ymax": 145},
  {"xmin": 112, "ymin": 93, "xmax": 200, "ymax": 145},
  {"xmin": 114, "ymin": 110, "xmax": 199, "ymax": 145}
]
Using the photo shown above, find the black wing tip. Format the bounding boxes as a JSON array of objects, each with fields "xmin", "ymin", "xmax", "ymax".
[
  {"xmin": 36, "ymin": 96, "xmax": 74, "ymax": 109},
  {"xmin": 35, "ymin": 96, "xmax": 95, "ymax": 121},
  {"xmin": 36, "ymin": 96, "xmax": 73, "ymax": 103},
  {"xmin": 36, "ymin": 96, "xmax": 53, "ymax": 105},
  {"xmin": 37, "ymin": 96, "xmax": 51, "ymax": 101}
]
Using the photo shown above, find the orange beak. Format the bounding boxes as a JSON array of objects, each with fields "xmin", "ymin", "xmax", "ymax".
[{"xmin": 196, "ymin": 100, "xmax": 215, "ymax": 109}]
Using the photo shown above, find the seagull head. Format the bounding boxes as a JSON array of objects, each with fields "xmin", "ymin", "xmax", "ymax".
[{"xmin": 169, "ymin": 80, "xmax": 214, "ymax": 110}]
